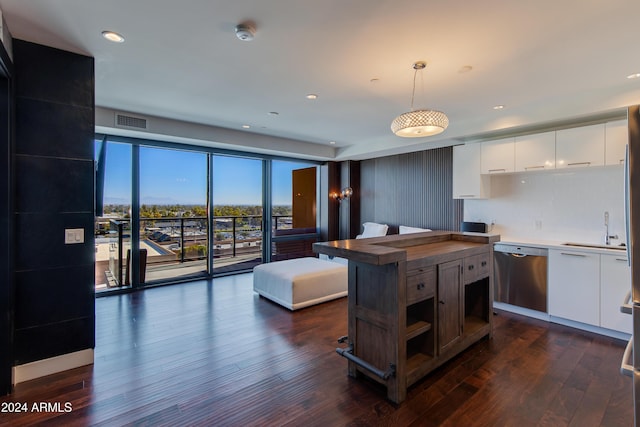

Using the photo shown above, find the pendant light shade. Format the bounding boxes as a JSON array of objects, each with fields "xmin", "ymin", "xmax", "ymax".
[
  {"xmin": 391, "ymin": 109, "xmax": 449, "ymax": 137},
  {"xmin": 391, "ymin": 62, "xmax": 449, "ymax": 138}
]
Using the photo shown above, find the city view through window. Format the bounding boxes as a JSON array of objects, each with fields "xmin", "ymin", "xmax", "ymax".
[{"xmin": 94, "ymin": 140, "xmax": 318, "ymax": 291}]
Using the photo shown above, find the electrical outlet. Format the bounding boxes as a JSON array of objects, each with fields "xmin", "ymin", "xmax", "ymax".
[
  {"xmin": 490, "ymin": 219, "xmax": 496, "ymax": 226},
  {"xmin": 535, "ymin": 219, "xmax": 543, "ymax": 230},
  {"xmin": 65, "ymin": 228, "xmax": 84, "ymax": 244}
]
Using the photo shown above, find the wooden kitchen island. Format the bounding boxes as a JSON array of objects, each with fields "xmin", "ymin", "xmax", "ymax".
[{"xmin": 313, "ymin": 231, "xmax": 500, "ymax": 403}]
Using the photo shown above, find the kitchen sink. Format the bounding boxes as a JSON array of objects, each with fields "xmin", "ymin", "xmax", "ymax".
[{"xmin": 561, "ymin": 242, "xmax": 626, "ymax": 251}]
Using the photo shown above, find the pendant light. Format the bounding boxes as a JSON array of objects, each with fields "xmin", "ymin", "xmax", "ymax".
[{"xmin": 391, "ymin": 62, "xmax": 449, "ymax": 138}]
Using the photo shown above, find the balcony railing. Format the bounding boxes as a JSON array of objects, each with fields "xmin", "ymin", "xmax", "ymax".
[{"xmin": 96, "ymin": 214, "xmax": 318, "ymax": 289}]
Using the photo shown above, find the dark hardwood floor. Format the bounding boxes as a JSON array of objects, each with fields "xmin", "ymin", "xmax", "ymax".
[{"xmin": 0, "ymin": 273, "xmax": 633, "ymax": 426}]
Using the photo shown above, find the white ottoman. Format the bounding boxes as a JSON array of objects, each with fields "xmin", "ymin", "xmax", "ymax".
[{"xmin": 253, "ymin": 257, "xmax": 348, "ymax": 310}]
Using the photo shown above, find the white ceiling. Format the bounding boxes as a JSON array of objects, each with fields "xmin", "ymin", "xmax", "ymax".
[{"xmin": 1, "ymin": 0, "xmax": 640, "ymax": 160}]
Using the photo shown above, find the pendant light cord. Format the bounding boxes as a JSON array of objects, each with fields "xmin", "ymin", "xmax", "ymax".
[{"xmin": 410, "ymin": 68, "xmax": 418, "ymax": 110}]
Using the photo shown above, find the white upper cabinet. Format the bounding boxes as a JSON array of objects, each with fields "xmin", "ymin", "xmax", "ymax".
[
  {"xmin": 605, "ymin": 119, "xmax": 628, "ymax": 166},
  {"xmin": 555, "ymin": 124, "xmax": 605, "ymax": 169},
  {"xmin": 453, "ymin": 144, "xmax": 490, "ymax": 199},
  {"xmin": 480, "ymin": 138, "xmax": 515, "ymax": 174},
  {"xmin": 514, "ymin": 131, "xmax": 556, "ymax": 172}
]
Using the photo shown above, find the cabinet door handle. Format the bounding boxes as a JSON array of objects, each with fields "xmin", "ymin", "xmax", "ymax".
[
  {"xmin": 616, "ymin": 258, "xmax": 628, "ymax": 262},
  {"xmin": 567, "ymin": 161, "xmax": 591, "ymax": 167},
  {"xmin": 525, "ymin": 165, "xmax": 545, "ymax": 170},
  {"xmin": 439, "ymin": 300, "xmax": 445, "ymax": 305},
  {"xmin": 417, "ymin": 283, "xmax": 425, "ymax": 290},
  {"xmin": 560, "ymin": 252, "xmax": 587, "ymax": 257},
  {"xmin": 481, "ymin": 261, "xmax": 487, "ymax": 267},
  {"xmin": 488, "ymin": 168, "xmax": 506, "ymax": 173},
  {"xmin": 468, "ymin": 265, "xmax": 475, "ymax": 271}
]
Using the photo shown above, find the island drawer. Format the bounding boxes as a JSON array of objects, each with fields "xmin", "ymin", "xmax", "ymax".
[
  {"xmin": 463, "ymin": 252, "xmax": 491, "ymax": 284},
  {"xmin": 406, "ymin": 266, "xmax": 436, "ymax": 304}
]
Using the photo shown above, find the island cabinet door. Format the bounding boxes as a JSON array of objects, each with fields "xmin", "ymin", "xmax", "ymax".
[{"xmin": 438, "ymin": 260, "xmax": 462, "ymax": 353}]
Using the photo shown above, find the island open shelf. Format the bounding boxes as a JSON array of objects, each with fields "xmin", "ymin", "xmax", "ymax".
[{"xmin": 314, "ymin": 230, "xmax": 499, "ymax": 403}]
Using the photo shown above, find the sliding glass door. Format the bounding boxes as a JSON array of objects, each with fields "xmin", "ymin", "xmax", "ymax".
[
  {"xmin": 94, "ymin": 140, "xmax": 132, "ymax": 290},
  {"xmin": 271, "ymin": 160, "xmax": 319, "ymax": 260},
  {"xmin": 211, "ymin": 155, "xmax": 263, "ymax": 274},
  {"xmin": 138, "ymin": 146, "xmax": 208, "ymax": 283},
  {"xmin": 94, "ymin": 134, "xmax": 322, "ymax": 292}
]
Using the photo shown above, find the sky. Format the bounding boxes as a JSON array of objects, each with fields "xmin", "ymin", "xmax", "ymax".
[{"xmin": 97, "ymin": 140, "xmax": 315, "ymax": 206}]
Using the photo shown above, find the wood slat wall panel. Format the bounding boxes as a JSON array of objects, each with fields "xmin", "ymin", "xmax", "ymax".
[{"xmin": 360, "ymin": 147, "xmax": 463, "ymax": 231}]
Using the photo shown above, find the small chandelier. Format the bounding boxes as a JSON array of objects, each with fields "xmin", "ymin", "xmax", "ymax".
[{"xmin": 391, "ymin": 62, "xmax": 449, "ymax": 138}]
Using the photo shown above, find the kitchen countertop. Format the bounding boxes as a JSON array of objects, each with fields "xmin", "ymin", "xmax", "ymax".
[
  {"xmin": 313, "ymin": 230, "xmax": 500, "ymax": 265},
  {"xmin": 496, "ymin": 236, "xmax": 628, "ymax": 255}
]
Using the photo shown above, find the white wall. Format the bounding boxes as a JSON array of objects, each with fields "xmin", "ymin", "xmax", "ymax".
[{"xmin": 464, "ymin": 166, "xmax": 625, "ymax": 244}]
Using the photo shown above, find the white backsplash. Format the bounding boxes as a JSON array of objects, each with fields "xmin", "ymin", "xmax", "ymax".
[{"xmin": 464, "ymin": 167, "xmax": 625, "ymax": 245}]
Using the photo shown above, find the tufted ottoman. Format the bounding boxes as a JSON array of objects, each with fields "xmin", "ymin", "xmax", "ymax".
[{"xmin": 253, "ymin": 257, "xmax": 348, "ymax": 310}]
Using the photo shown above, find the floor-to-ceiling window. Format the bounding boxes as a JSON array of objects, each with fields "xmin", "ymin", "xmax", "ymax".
[
  {"xmin": 94, "ymin": 139, "xmax": 131, "ymax": 290},
  {"xmin": 271, "ymin": 160, "xmax": 319, "ymax": 261},
  {"xmin": 94, "ymin": 135, "xmax": 322, "ymax": 293},
  {"xmin": 139, "ymin": 146, "xmax": 209, "ymax": 283},
  {"xmin": 212, "ymin": 155, "xmax": 263, "ymax": 274}
]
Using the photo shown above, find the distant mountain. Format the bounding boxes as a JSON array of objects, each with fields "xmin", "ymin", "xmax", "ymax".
[
  {"xmin": 104, "ymin": 196, "xmax": 196, "ymax": 205},
  {"xmin": 103, "ymin": 196, "xmax": 130, "ymax": 205},
  {"xmin": 140, "ymin": 196, "xmax": 183, "ymax": 205}
]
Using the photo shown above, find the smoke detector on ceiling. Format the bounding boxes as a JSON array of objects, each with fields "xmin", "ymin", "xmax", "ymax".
[{"xmin": 235, "ymin": 22, "xmax": 256, "ymax": 41}]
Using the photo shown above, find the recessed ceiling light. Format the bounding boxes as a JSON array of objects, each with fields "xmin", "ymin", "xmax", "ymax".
[
  {"xmin": 306, "ymin": 94, "xmax": 318, "ymax": 100},
  {"xmin": 101, "ymin": 31, "xmax": 125, "ymax": 43},
  {"xmin": 493, "ymin": 105, "xmax": 505, "ymax": 110},
  {"xmin": 627, "ymin": 73, "xmax": 640, "ymax": 79},
  {"xmin": 329, "ymin": 141, "xmax": 336, "ymax": 145},
  {"xmin": 242, "ymin": 124, "xmax": 250, "ymax": 129}
]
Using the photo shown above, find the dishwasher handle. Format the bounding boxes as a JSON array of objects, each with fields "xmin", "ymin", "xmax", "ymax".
[{"xmin": 510, "ymin": 253, "xmax": 527, "ymax": 258}]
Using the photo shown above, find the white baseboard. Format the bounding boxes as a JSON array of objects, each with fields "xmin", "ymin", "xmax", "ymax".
[
  {"xmin": 548, "ymin": 316, "xmax": 631, "ymax": 341},
  {"xmin": 494, "ymin": 302, "xmax": 631, "ymax": 341},
  {"xmin": 12, "ymin": 349, "xmax": 94, "ymax": 385},
  {"xmin": 494, "ymin": 302, "xmax": 550, "ymax": 321}
]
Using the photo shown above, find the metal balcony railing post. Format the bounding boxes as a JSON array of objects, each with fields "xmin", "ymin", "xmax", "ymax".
[
  {"xmin": 180, "ymin": 217, "xmax": 185, "ymax": 263},
  {"xmin": 118, "ymin": 221, "xmax": 123, "ymax": 285},
  {"xmin": 232, "ymin": 216, "xmax": 237, "ymax": 257}
]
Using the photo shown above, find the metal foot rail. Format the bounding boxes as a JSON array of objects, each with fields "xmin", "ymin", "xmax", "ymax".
[{"xmin": 336, "ymin": 338, "xmax": 395, "ymax": 381}]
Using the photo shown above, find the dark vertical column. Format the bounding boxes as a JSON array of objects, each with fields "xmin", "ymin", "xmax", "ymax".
[
  {"xmin": 340, "ymin": 160, "xmax": 360, "ymax": 239},
  {"xmin": 262, "ymin": 159, "xmax": 272, "ymax": 262},
  {"xmin": 347, "ymin": 161, "xmax": 360, "ymax": 239},
  {"xmin": 0, "ymin": 40, "xmax": 13, "ymax": 395},
  {"xmin": 323, "ymin": 161, "xmax": 340, "ymax": 241},
  {"xmin": 12, "ymin": 40, "xmax": 95, "ymax": 364}
]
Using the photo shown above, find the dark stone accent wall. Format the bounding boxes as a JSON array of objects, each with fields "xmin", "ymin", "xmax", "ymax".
[
  {"xmin": 340, "ymin": 161, "xmax": 360, "ymax": 239},
  {"xmin": 0, "ymin": 39, "xmax": 13, "ymax": 395},
  {"xmin": 12, "ymin": 40, "xmax": 95, "ymax": 365},
  {"xmin": 322, "ymin": 162, "xmax": 340, "ymax": 241}
]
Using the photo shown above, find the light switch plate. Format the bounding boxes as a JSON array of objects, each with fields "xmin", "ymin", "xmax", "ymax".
[{"xmin": 65, "ymin": 228, "xmax": 84, "ymax": 244}]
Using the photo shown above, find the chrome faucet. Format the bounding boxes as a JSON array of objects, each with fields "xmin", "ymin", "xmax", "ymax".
[{"xmin": 605, "ymin": 211, "xmax": 619, "ymax": 245}]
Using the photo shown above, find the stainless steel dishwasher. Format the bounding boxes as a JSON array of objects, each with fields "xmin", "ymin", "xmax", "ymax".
[{"xmin": 494, "ymin": 243, "xmax": 548, "ymax": 312}]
